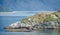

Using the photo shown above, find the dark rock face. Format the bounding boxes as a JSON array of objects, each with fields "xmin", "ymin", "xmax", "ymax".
[{"xmin": 32, "ymin": 21, "xmax": 60, "ymax": 29}]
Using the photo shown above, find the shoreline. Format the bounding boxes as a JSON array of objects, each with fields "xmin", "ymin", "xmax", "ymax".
[{"xmin": 5, "ymin": 28, "xmax": 60, "ymax": 32}]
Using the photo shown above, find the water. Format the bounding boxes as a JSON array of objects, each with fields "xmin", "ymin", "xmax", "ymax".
[
  {"xmin": 0, "ymin": 29, "xmax": 60, "ymax": 35},
  {"xmin": 0, "ymin": 16, "xmax": 60, "ymax": 35},
  {"xmin": 0, "ymin": 16, "xmax": 25, "ymax": 32}
]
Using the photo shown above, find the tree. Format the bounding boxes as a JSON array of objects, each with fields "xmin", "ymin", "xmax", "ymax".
[{"xmin": 58, "ymin": 10, "xmax": 60, "ymax": 12}]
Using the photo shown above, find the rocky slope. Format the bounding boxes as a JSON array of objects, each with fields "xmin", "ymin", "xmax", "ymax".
[{"xmin": 5, "ymin": 12, "xmax": 60, "ymax": 32}]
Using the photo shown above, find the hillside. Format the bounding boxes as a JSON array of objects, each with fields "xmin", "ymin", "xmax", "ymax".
[
  {"xmin": 5, "ymin": 12, "xmax": 60, "ymax": 32},
  {"xmin": 21, "ymin": 12, "xmax": 60, "ymax": 24}
]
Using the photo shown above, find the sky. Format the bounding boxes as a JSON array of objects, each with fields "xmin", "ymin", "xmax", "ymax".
[
  {"xmin": 0, "ymin": 11, "xmax": 56, "ymax": 16},
  {"xmin": 0, "ymin": 0, "xmax": 60, "ymax": 11},
  {"xmin": 0, "ymin": 11, "xmax": 36, "ymax": 16},
  {"xmin": 0, "ymin": 0, "xmax": 60, "ymax": 16}
]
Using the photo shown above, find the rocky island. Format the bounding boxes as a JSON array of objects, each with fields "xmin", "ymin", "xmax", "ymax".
[{"xmin": 5, "ymin": 12, "xmax": 60, "ymax": 32}]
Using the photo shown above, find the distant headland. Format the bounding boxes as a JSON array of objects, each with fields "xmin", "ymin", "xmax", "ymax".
[{"xmin": 4, "ymin": 11, "xmax": 60, "ymax": 32}]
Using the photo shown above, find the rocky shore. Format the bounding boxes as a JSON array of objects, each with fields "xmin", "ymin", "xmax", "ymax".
[{"xmin": 5, "ymin": 12, "xmax": 60, "ymax": 32}]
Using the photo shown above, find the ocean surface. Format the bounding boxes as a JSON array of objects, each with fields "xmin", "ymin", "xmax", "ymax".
[
  {"xmin": 0, "ymin": 16, "xmax": 26, "ymax": 32},
  {"xmin": 0, "ymin": 16, "xmax": 60, "ymax": 35}
]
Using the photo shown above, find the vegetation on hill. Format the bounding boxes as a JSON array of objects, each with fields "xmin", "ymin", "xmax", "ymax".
[
  {"xmin": 5, "ymin": 12, "xmax": 60, "ymax": 32},
  {"xmin": 21, "ymin": 12, "xmax": 60, "ymax": 24}
]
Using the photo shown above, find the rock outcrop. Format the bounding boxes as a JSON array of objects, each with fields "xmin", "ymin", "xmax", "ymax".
[{"xmin": 5, "ymin": 12, "xmax": 60, "ymax": 32}]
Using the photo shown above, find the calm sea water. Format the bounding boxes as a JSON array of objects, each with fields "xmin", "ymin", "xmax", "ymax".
[
  {"xmin": 0, "ymin": 16, "xmax": 60, "ymax": 35},
  {"xmin": 0, "ymin": 16, "xmax": 25, "ymax": 32},
  {"xmin": 0, "ymin": 29, "xmax": 60, "ymax": 35}
]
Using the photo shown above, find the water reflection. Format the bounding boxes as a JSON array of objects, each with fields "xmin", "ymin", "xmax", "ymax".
[
  {"xmin": 33, "ymin": 29, "xmax": 60, "ymax": 35},
  {"xmin": 1, "ymin": 29, "xmax": 60, "ymax": 35}
]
